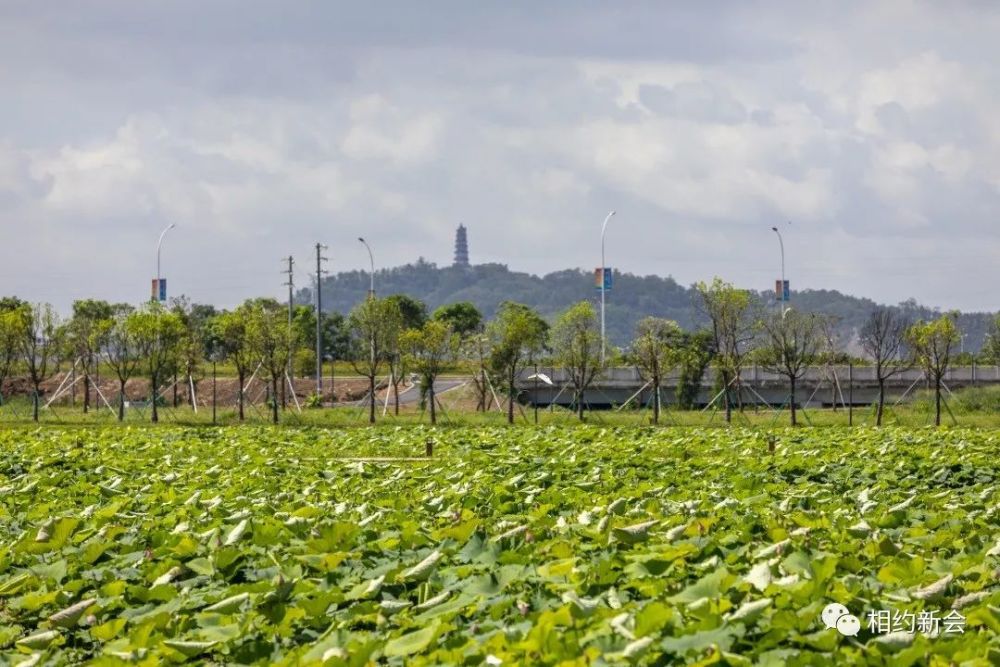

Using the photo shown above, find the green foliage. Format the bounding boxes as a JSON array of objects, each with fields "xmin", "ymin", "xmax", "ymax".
[
  {"xmin": 431, "ymin": 301, "xmax": 483, "ymax": 336},
  {"xmin": 400, "ymin": 320, "xmax": 460, "ymax": 423},
  {"xmin": 907, "ymin": 315, "xmax": 960, "ymax": 379},
  {"xmin": 1, "ymin": 426, "xmax": 998, "ymax": 664},
  {"xmin": 981, "ymin": 314, "xmax": 1000, "ymax": 364},
  {"xmin": 695, "ymin": 278, "xmax": 757, "ymax": 420},
  {"xmin": 675, "ymin": 330, "xmax": 715, "ymax": 410},
  {"xmin": 487, "ymin": 301, "xmax": 548, "ymax": 423},
  {"xmin": 347, "ymin": 298, "xmax": 404, "ymax": 423},
  {"xmin": 126, "ymin": 303, "xmax": 186, "ymax": 422},
  {"xmin": 551, "ymin": 301, "xmax": 609, "ymax": 419},
  {"xmin": 291, "ymin": 305, "xmax": 349, "ymax": 362},
  {"xmin": 384, "ymin": 294, "xmax": 428, "ymax": 331}
]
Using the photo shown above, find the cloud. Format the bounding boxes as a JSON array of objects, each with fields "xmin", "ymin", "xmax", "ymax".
[{"xmin": 1, "ymin": 2, "xmax": 1000, "ymax": 313}]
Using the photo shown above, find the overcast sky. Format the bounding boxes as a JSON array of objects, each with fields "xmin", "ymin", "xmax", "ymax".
[{"xmin": 1, "ymin": 1, "xmax": 998, "ymax": 312}]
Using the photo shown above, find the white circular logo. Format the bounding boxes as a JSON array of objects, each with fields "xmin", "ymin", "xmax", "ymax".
[
  {"xmin": 821, "ymin": 603, "xmax": 861, "ymax": 636},
  {"xmin": 836, "ymin": 613, "xmax": 861, "ymax": 637}
]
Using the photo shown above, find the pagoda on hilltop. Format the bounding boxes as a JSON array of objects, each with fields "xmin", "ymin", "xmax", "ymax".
[{"xmin": 453, "ymin": 224, "xmax": 470, "ymax": 268}]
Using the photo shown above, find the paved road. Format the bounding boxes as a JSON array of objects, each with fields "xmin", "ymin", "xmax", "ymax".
[
  {"xmin": 345, "ymin": 378, "xmax": 467, "ymax": 407},
  {"xmin": 392, "ymin": 379, "xmax": 466, "ymax": 405}
]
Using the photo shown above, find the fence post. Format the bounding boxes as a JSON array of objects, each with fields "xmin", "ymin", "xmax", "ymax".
[{"xmin": 848, "ymin": 363, "xmax": 853, "ymax": 427}]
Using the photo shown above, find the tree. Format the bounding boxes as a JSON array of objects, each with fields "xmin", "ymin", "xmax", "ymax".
[
  {"xmin": 983, "ymin": 314, "xmax": 1000, "ymax": 364},
  {"xmin": 628, "ymin": 317, "xmax": 682, "ymax": 424},
  {"xmin": 759, "ymin": 310, "xmax": 823, "ymax": 426},
  {"xmin": 170, "ymin": 297, "xmax": 215, "ymax": 408},
  {"xmin": 247, "ymin": 304, "xmax": 295, "ymax": 424},
  {"xmin": 0, "ymin": 299, "xmax": 26, "ymax": 406},
  {"xmin": 386, "ymin": 348, "xmax": 408, "ymax": 417},
  {"xmin": 695, "ymin": 278, "xmax": 757, "ymax": 423},
  {"xmin": 347, "ymin": 297, "xmax": 403, "ymax": 424},
  {"xmin": 382, "ymin": 296, "xmax": 429, "ymax": 415},
  {"xmin": 675, "ymin": 330, "xmax": 715, "ymax": 410},
  {"xmin": 66, "ymin": 299, "xmax": 114, "ymax": 413},
  {"xmin": 291, "ymin": 305, "xmax": 349, "ymax": 377},
  {"xmin": 550, "ymin": 301, "xmax": 609, "ymax": 420},
  {"xmin": 467, "ymin": 330, "xmax": 494, "ymax": 412},
  {"xmin": 400, "ymin": 320, "xmax": 459, "ymax": 424},
  {"xmin": 487, "ymin": 301, "xmax": 548, "ymax": 424},
  {"xmin": 129, "ymin": 303, "xmax": 185, "ymax": 423},
  {"xmin": 859, "ymin": 307, "xmax": 911, "ymax": 426},
  {"xmin": 907, "ymin": 315, "xmax": 960, "ymax": 426},
  {"xmin": 384, "ymin": 294, "xmax": 427, "ymax": 330},
  {"xmin": 103, "ymin": 304, "xmax": 138, "ymax": 421},
  {"xmin": 18, "ymin": 303, "xmax": 61, "ymax": 421},
  {"xmin": 432, "ymin": 302, "xmax": 483, "ymax": 336},
  {"xmin": 215, "ymin": 306, "xmax": 257, "ymax": 421}
]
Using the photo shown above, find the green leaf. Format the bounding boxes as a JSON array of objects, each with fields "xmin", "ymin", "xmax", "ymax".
[
  {"xmin": 669, "ymin": 568, "xmax": 730, "ymax": 604},
  {"xmin": 383, "ymin": 621, "xmax": 441, "ymax": 657}
]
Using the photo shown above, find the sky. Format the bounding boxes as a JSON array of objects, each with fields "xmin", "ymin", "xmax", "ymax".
[{"xmin": 1, "ymin": 1, "xmax": 998, "ymax": 313}]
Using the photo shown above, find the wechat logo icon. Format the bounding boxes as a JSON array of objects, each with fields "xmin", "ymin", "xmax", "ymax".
[{"xmin": 822, "ymin": 603, "xmax": 861, "ymax": 636}]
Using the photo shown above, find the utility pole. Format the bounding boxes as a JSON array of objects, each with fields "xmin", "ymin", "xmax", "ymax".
[
  {"xmin": 315, "ymin": 243, "xmax": 328, "ymax": 398},
  {"xmin": 282, "ymin": 256, "xmax": 295, "ymax": 410}
]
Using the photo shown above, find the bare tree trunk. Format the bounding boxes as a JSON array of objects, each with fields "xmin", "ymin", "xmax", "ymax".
[
  {"xmin": 507, "ymin": 370, "xmax": 515, "ymax": 425},
  {"xmin": 32, "ymin": 386, "xmax": 39, "ymax": 422},
  {"xmin": 151, "ymin": 375, "xmax": 159, "ymax": 423},
  {"xmin": 577, "ymin": 389, "xmax": 585, "ymax": 420},
  {"xmin": 935, "ymin": 376, "xmax": 942, "ymax": 426},
  {"xmin": 429, "ymin": 382, "xmax": 437, "ymax": 424},
  {"xmin": 723, "ymin": 370, "xmax": 732, "ymax": 423},
  {"xmin": 118, "ymin": 380, "xmax": 126, "ymax": 421},
  {"xmin": 653, "ymin": 375, "xmax": 660, "ymax": 425},
  {"xmin": 83, "ymin": 372, "xmax": 90, "ymax": 414},
  {"xmin": 238, "ymin": 372, "xmax": 245, "ymax": 421},
  {"xmin": 479, "ymin": 368, "xmax": 487, "ymax": 412},
  {"xmin": 173, "ymin": 372, "xmax": 178, "ymax": 407},
  {"xmin": 368, "ymin": 375, "xmax": 376, "ymax": 424},
  {"xmin": 271, "ymin": 376, "xmax": 279, "ymax": 424},
  {"xmin": 790, "ymin": 376, "xmax": 797, "ymax": 426},
  {"xmin": 876, "ymin": 379, "xmax": 885, "ymax": 426},
  {"xmin": 393, "ymin": 380, "xmax": 400, "ymax": 416}
]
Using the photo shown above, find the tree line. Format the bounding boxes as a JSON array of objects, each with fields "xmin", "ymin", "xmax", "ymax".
[{"xmin": 0, "ymin": 277, "xmax": 990, "ymax": 426}]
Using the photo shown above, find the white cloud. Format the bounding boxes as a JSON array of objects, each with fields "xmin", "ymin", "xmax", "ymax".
[{"xmin": 1, "ymin": 2, "xmax": 1000, "ymax": 312}]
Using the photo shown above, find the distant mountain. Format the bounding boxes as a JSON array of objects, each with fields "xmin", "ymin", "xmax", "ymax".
[{"xmin": 297, "ymin": 259, "xmax": 994, "ymax": 352}]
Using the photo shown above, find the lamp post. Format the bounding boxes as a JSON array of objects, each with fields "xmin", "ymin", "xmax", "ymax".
[
  {"xmin": 771, "ymin": 225, "xmax": 786, "ymax": 309},
  {"xmin": 358, "ymin": 238, "xmax": 376, "ymax": 399},
  {"xmin": 358, "ymin": 237, "xmax": 375, "ymax": 299},
  {"xmin": 156, "ymin": 223, "xmax": 176, "ymax": 302},
  {"xmin": 600, "ymin": 210, "xmax": 616, "ymax": 364}
]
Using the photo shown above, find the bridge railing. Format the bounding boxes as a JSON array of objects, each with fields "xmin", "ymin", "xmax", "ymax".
[{"xmin": 516, "ymin": 365, "xmax": 1000, "ymax": 387}]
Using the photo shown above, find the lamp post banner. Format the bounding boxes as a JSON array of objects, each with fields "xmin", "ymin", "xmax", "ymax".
[
  {"xmin": 775, "ymin": 279, "xmax": 789, "ymax": 302},
  {"xmin": 594, "ymin": 267, "xmax": 613, "ymax": 291},
  {"xmin": 151, "ymin": 278, "xmax": 167, "ymax": 302}
]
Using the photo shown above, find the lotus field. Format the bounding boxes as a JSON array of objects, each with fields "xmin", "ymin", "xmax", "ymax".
[{"xmin": 2, "ymin": 426, "xmax": 1000, "ymax": 665}]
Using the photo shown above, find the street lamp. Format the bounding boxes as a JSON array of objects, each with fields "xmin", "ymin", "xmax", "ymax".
[
  {"xmin": 156, "ymin": 223, "xmax": 176, "ymax": 301},
  {"xmin": 358, "ymin": 238, "xmax": 377, "ymax": 402},
  {"xmin": 358, "ymin": 237, "xmax": 375, "ymax": 299},
  {"xmin": 600, "ymin": 210, "xmax": 616, "ymax": 364},
  {"xmin": 771, "ymin": 225, "xmax": 786, "ymax": 309}
]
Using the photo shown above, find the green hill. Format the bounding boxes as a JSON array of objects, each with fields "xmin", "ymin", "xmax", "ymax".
[{"xmin": 298, "ymin": 259, "xmax": 994, "ymax": 352}]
